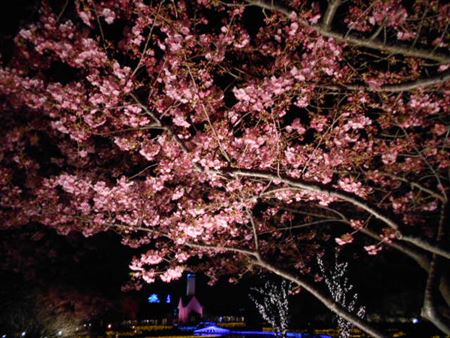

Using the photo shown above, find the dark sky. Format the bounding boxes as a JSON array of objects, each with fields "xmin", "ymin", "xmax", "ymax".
[{"xmin": 0, "ymin": 223, "xmax": 426, "ymax": 323}]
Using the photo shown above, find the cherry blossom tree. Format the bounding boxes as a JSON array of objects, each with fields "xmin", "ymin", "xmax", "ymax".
[{"xmin": 1, "ymin": 0, "xmax": 449, "ymax": 336}]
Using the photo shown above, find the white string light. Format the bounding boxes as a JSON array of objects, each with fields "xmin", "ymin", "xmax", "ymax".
[
  {"xmin": 317, "ymin": 253, "xmax": 366, "ymax": 338},
  {"xmin": 250, "ymin": 280, "xmax": 290, "ymax": 338}
]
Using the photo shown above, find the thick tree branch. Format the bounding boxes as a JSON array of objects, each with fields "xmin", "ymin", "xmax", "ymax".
[
  {"xmin": 322, "ymin": 0, "xmax": 342, "ymax": 31},
  {"xmin": 360, "ymin": 228, "xmax": 430, "ymax": 270},
  {"xmin": 360, "ymin": 226, "xmax": 450, "ymax": 310},
  {"xmin": 224, "ymin": 168, "xmax": 401, "ymax": 231},
  {"xmin": 244, "ymin": 0, "xmax": 450, "ymax": 63},
  {"xmin": 278, "ymin": 206, "xmax": 448, "ymax": 312},
  {"xmin": 359, "ymin": 223, "xmax": 450, "ymax": 307},
  {"xmin": 265, "ymin": 201, "xmax": 450, "ymax": 305},
  {"xmin": 400, "ymin": 235, "xmax": 450, "ymax": 261},
  {"xmin": 310, "ymin": 71, "xmax": 450, "ymax": 93},
  {"xmin": 263, "ymin": 202, "xmax": 446, "ymax": 300},
  {"xmin": 440, "ymin": 274, "xmax": 450, "ymax": 309},
  {"xmin": 372, "ymin": 71, "xmax": 450, "ymax": 92},
  {"xmin": 325, "ymin": 31, "xmax": 450, "ymax": 64},
  {"xmin": 423, "ymin": 257, "xmax": 450, "ymax": 334},
  {"xmin": 224, "ymin": 168, "xmax": 450, "ymax": 260}
]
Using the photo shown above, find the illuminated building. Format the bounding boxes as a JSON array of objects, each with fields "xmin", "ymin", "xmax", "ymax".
[{"xmin": 177, "ymin": 273, "xmax": 204, "ymax": 323}]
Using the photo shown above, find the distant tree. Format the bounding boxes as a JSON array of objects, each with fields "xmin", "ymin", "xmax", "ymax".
[
  {"xmin": 1, "ymin": 1, "xmax": 449, "ymax": 336},
  {"xmin": 0, "ymin": 282, "xmax": 109, "ymax": 337},
  {"xmin": 317, "ymin": 253, "xmax": 365, "ymax": 338},
  {"xmin": 250, "ymin": 280, "xmax": 290, "ymax": 338},
  {"xmin": 33, "ymin": 287, "xmax": 109, "ymax": 337}
]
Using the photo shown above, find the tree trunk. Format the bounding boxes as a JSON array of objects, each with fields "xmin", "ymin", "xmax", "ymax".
[
  {"xmin": 440, "ymin": 273, "xmax": 450, "ymax": 308},
  {"xmin": 422, "ymin": 201, "xmax": 450, "ymax": 334}
]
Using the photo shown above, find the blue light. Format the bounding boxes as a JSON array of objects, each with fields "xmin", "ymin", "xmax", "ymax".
[
  {"xmin": 166, "ymin": 294, "xmax": 171, "ymax": 304},
  {"xmin": 193, "ymin": 324, "xmax": 332, "ymax": 338},
  {"xmin": 148, "ymin": 293, "xmax": 160, "ymax": 303}
]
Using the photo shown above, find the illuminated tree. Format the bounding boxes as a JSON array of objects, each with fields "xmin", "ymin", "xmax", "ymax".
[
  {"xmin": 249, "ymin": 280, "xmax": 290, "ymax": 337},
  {"xmin": 317, "ymin": 254, "xmax": 365, "ymax": 338},
  {"xmin": 1, "ymin": 1, "xmax": 449, "ymax": 336}
]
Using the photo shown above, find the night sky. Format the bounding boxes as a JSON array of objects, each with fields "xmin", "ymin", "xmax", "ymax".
[{"xmin": 0, "ymin": 222, "xmax": 427, "ymax": 324}]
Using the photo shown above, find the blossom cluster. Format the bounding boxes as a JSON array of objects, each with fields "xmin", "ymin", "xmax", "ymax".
[{"xmin": 0, "ymin": 0, "xmax": 448, "ymax": 288}]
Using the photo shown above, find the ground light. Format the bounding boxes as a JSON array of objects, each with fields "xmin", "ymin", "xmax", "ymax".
[{"xmin": 193, "ymin": 324, "xmax": 332, "ymax": 338}]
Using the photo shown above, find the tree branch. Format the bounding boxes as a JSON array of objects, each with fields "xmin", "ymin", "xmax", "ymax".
[
  {"xmin": 265, "ymin": 200, "xmax": 337, "ymax": 219},
  {"xmin": 276, "ymin": 218, "xmax": 349, "ymax": 231},
  {"xmin": 246, "ymin": 210, "xmax": 261, "ymax": 256},
  {"xmin": 376, "ymin": 172, "xmax": 446, "ymax": 201},
  {"xmin": 130, "ymin": 94, "xmax": 203, "ymax": 172},
  {"xmin": 244, "ymin": 0, "xmax": 450, "ymax": 63},
  {"xmin": 363, "ymin": 225, "xmax": 450, "ymax": 308},
  {"xmin": 360, "ymin": 228, "xmax": 430, "ymax": 270},
  {"xmin": 224, "ymin": 168, "xmax": 450, "ymax": 259},
  {"xmin": 264, "ymin": 200, "xmax": 449, "ymax": 304},
  {"xmin": 308, "ymin": 71, "xmax": 450, "ymax": 93},
  {"xmin": 186, "ymin": 242, "xmax": 258, "ymax": 257},
  {"xmin": 400, "ymin": 235, "xmax": 450, "ymax": 261},
  {"xmin": 322, "ymin": 0, "xmax": 342, "ymax": 31},
  {"xmin": 374, "ymin": 70, "xmax": 450, "ymax": 93},
  {"xmin": 244, "ymin": 0, "xmax": 291, "ymax": 16},
  {"xmin": 223, "ymin": 168, "xmax": 402, "ymax": 231}
]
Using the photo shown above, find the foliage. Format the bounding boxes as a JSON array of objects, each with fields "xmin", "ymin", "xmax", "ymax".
[{"xmin": 0, "ymin": 0, "xmax": 449, "ymax": 336}]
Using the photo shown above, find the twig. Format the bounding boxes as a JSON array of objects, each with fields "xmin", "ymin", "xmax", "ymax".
[
  {"xmin": 246, "ymin": 210, "xmax": 260, "ymax": 255},
  {"xmin": 244, "ymin": 0, "xmax": 450, "ymax": 63}
]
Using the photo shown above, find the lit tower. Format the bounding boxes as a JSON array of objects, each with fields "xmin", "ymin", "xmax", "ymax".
[
  {"xmin": 186, "ymin": 273, "xmax": 196, "ymax": 296},
  {"xmin": 178, "ymin": 273, "xmax": 204, "ymax": 323}
]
